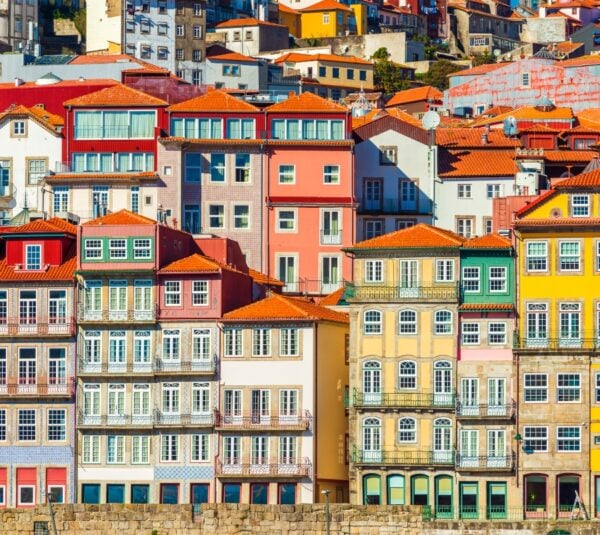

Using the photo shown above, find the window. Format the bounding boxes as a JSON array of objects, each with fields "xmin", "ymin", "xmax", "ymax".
[
  {"xmin": 108, "ymin": 383, "xmax": 125, "ymax": 415},
  {"xmin": 560, "ymin": 302, "xmax": 581, "ymax": 343},
  {"xmin": 557, "ymin": 427, "xmax": 581, "ymax": 452},
  {"xmin": 571, "ymin": 195, "xmax": 589, "ymax": 217},
  {"xmin": 0, "ymin": 160, "xmax": 11, "ymax": 197},
  {"xmin": 524, "ymin": 374, "xmax": 547, "ymax": 402},
  {"xmin": 488, "ymin": 322, "xmax": 507, "ymax": 345},
  {"xmin": 458, "ymin": 184, "xmax": 472, "ymax": 199},
  {"xmin": 522, "ymin": 73, "xmax": 530, "ymax": 87},
  {"xmin": 559, "ymin": 241, "xmax": 580, "ymax": 271},
  {"xmin": 398, "ymin": 418, "xmax": 416, "ymax": 443},
  {"xmin": 192, "ymin": 434, "xmax": 210, "ymax": 462},
  {"xmin": 18, "ymin": 486, "xmax": 34, "ymax": 506},
  {"xmin": 332, "ymin": 67, "xmax": 340, "ymax": 79},
  {"xmin": 191, "ymin": 280, "xmax": 208, "ymax": 306},
  {"xmin": 27, "ymin": 159, "xmax": 47, "ymax": 184},
  {"xmin": 364, "ymin": 220, "xmax": 384, "ymax": 240},
  {"xmin": 462, "ymin": 267, "xmax": 480, "ymax": 293},
  {"xmin": 489, "ymin": 266, "xmax": 507, "ymax": 292},
  {"xmin": 557, "ymin": 373, "xmax": 580, "ymax": 402},
  {"xmin": 109, "ymin": 239, "xmax": 127, "ymax": 259},
  {"xmin": 164, "ymin": 281, "xmax": 181, "ymax": 306},
  {"xmin": 131, "ymin": 436, "xmax": 150, "ymax": 464},
  {"xmin": 278, "ymin": 164, "xmax": 295, "ymax": 184},
  {"xmin": 222, "ymin": 64, "xmax": 241, "ymax": 76},
  {"xmin": 435, "ymin": 310, "xmax": 453, "ymax": 334},
  {"xmin": 280, "ymin": 328, "xmax": 299, "ymax": 356},
  {"xmin": 224, "ymin": 328, "xmax": 242, "ymax": 357},
  {"xmin": 523, "ymin": 426, "xmax": 547, "ymax": 451},
  {"xmin": 232, "ymin": 153, "xmax": 251, "ymax": 182},
  {"xmin": 193, "ymin": 24, "xmax": 202, "ymax": 38},
  {"xmin": 398, "ymin": 310, "xmax": 417, "ymax": 334},
  {"xmin": 484, "ymin": 218, "xmax": 493, "ymax": 235},
  {"xmin": 379, "ymin": 146, "xmax": 397, "ymax": 165},
  {"xmin": 209, "ymin": 205, "xmax": 224, "ymax": 229},
  {"xmin": 192, "ymin": 382, "xmax": 210, "ymax": 414},
  {"xmin": 526, "ymin": 241, "xmax": 547, "ymax": 272},
  {"xmin": 85, "ymin": 239, "xmax": 102, "ymax": 260},
  {"xmin": 462, "ymin": 322, "xmax": 480, "ymax": 345},
  {"xmin": 176, "ymin": 24, "xmax": 184, "ymax": 36},
  {"xmin": 209, "ymin": 153, "xmax": 226, "ymax": 182},
  {"xmin": 25, "ymin": 244, "xmax": 41, "ymax": 270},
  {"xmin": 364, "ymin": 310, "xmax": 382, "ymax": 334},
  {"xmin": 18, "ymin": 409, "xmax": 36, "ymax": 441},
  {"xmin": 82, "ymin": 436, "xmax": 101, "ymax": 464},
  {"xmin": 487, "ymin": 184, "xmax": 502, "ymax": 198},
  {"xmin": 192, "ymin": 48, "xmax": 203, "ymax": 62},
  {"xmin": 323, "ymin": 165, "xmax": 340, "ymax": 184},
  {"xmin": 347, "ymin": 68, "xmax": 354, "ymax": 80},
  {"xmin": 277, "ymin": 210, "xmax": 296, "ymax": 232},
  {"xmin": 365, "ymin": 260, "xmax": 383, "ymax": 283},
  {"xmin": 252, "ymin": 328, "xmax": 271, "ymax": 356},
  {"xmin": 162, "ymin": 330, "xmax": 180, "ymax": 361},
  {"xmin": 233, "ymin": 205, "xmax": 250, "ymax": 229},
  {"xmin": 0, "ymin": 409, "xmax": 4, "ymax": 441},
  {"xmin": 132, "ymin": 238, "xmax": 151, "ymax": 259},
  {"xmin": 436, "ymin": 260, "xmax": 454, "ymax": 282},
  {"xmin": 12, "ymin": 120, "xmax": 26, "ymax": 136},
  {"xmin": 398, "ymin": 361, "xmax": 416, "ymax": 390},
  {"xmin": 47, "ymin": 409, "xmax": 66, "ymax": 441},
  {"xmin": 323, "ymin": 13, "xmax": 330, "ymax": 23},
  {"xmin": 595, "ymin": 374, "xmax": 600, "ymax": 403},
  {"xmin": 360, "ymin": 70, "xmax": 367, "ymax": 81},
  {"xmin": 456, "ymin": 218, "xmax": 473, "ymax": 238},
  {"xmin": 132, "ymin": 384, "xmax": 150, "ymax": 416},
  {"xmin": 157, "ymin": 46, "xmax": 168, "ymax": 60},
  {"xmin": 107, "ymin": 436, "xmax": 125, "ymax": 464},
  {"xmin": 194, "ymin": 3, "xmax": 203, "ymax": 15},
  {"xmin": 19, "ymin": 292, "xmax": 37, "ymax": 325},
  {"xmin": 53, "ymin": 186, "xmax": 69, "ymax": 214},
  {"xmin": 176, "ymin": 48, "xmax": 184, "ymax": 60}
]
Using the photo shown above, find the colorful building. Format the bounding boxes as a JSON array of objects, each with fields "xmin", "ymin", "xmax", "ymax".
[
  {"xmin": 0, "ymin": 218, "xmax": 77, "ymax": 507},
  {"xmin": 299, "ymin": 0, "xmax": 358, "ymax": 39}
]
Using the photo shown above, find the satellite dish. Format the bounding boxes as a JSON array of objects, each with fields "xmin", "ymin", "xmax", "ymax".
[
  {"xmin": 422, "ymin": 111, "xmax": 441, "ymax": 130},
  {"xmin": 493, "ymin": 48, "xmax": 501, "ymax": 57},
  {"xmin": 503, "ymin": 115, "xmax": 518, "ymax": 136}
]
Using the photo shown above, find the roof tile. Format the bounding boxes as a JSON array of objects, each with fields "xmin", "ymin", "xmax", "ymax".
[
  {"xmin": 300, "ymin": 0, "xmax": 354, "ymax": 12},
  {"xmin": 168, "ymin": 90, "xmax": 260, "ymax": 112},
  {"xmin": 274, "ymin": 52, "xmax": 372, "ymax": 66},
  {"xmin": 350, "ymin": 223, "xmax": 464, "ymax": 250},
  {"xmin": 385, "ymin": 86, "xmax": 443, "ymax": 107},
  {"xmin": 83, "ymin": 209, "xmax": 156, "ymax": 226},
  {"xmin": 459, "ymin": 303, "xmax": 514, "ymax": 311},
  {"xmin": 0, "ymin": 244, "xmax": 76, "ymax": 282},
  {"xmin": 248, "ymin": 268, "xmax": 284, "ymax": 287},
  {"xmin": 216, "ymin": 17, "xmax": 287, "ymax": 28},
  {"xmin": 266, "ymin": 91, "xmax": 347, "ymax": 113},
  {"xmin": 438, "ymin": 149, "xmax": 517, "ymax": 177},
  {"xmin": 12, "ymin": 218, "xmax": 77, "ymax": 235},
  {"xmin": 435, "ymin": 128, "xmax": 520, "ymax": 148},
  {"xmin": 63, "ymin": 83, "xmax": 167, "ymax": 107},
  {"xmin": 554, "ymin": 168, "xmax": 600, "ymax": 187},
  {"xmin": 462, "ymin": 233, "xmax": 512, "ymax": 248},
  {"xmin": 159, "ymin": 253, "xmax": 224, "ymax": 273}
]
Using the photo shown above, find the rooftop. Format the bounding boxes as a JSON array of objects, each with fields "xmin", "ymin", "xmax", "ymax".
[
  {"xmin": 168, "ymin": 90, "xmax": 260, "ymax": 112},
  {"xmin": 216, "ymin": 17, "xmax": 287, "ymax": 28},
  {"xmin": 349, "ymin": 223, "xmax": 464, "ymax": 250},
  {"xmin": 300, "ymin": 0, "xmax": 354, "ymax": 12},
  {"xmin": 266, "ymin": 91, "xmax": 348, "ymax": 113},
  {"xmin": 462, "ymin": 233, "xmax": 512, "ymax": 249},
  {"xmin": 83, "ymin": 209, "xmax": 156, "ymax": 226},
  {"xmin": 385, "ymin": 86, "xmax": 443, "ymax": 107},
  {"xmin": 438, "ymin": 149, "xmax": 517, "ymax": 177},
  {"xmin": 63, "ymin": 83, "xmax": 168, "ymax": 107},
  {"xmin": 273, "ymin": 52, "xmax": 372, "ymax": 65}
]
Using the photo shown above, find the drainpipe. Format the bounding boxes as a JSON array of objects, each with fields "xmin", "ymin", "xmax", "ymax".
[{"xmin": 313, "ymin": 321, "xmax": 318, "ymax": 502}]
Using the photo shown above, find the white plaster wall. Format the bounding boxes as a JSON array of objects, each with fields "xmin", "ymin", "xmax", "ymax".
[{"xmin": 86, "ymin": 0, "xmax": 122, "ymax": 53}]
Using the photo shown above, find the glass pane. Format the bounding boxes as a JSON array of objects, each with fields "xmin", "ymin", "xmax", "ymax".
[
  {"xmin": 251, "ymin": 484, "xmax": 269, "ymax": 504},
  {"xmin": 224, "ymin": 483, "xmax": 241, "ymax": 503},
  {"xmin": 82, "ymin": 484, "xmax": 100, "ymax": 504},
  {"xmin": 131, "ymin": 484, "xmax": 149, "ymax": 504},
  {"xmin": 161, "ymin": 484, "xmax": 179, "ymax": 504},
  {"xmin": 279, "ymin": 483, "xmax": 296, "ymax": 504},
  {"xmin": 106, "ymin": 484, "xmax": 125, "ymax": 503},
  {"xmin": 191, "ymin": 484, "xmax": 209, "ymax": 504}
]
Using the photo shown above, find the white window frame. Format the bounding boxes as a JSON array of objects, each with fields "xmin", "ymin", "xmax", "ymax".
[
  {"xmin": 252, "ymin": 328, "xmax": 271, "ymax": 357},
  {"xmin": 434, "ymin": 310, "xmax": 453, "ymax": 335},
  {"xmin": 526, "ymin": 241, "xmax": 548, "ymax": 272},
  {"xmin": 523, "ymin": 426, "xmax": 548, "ymax": 452},
  {"xmin": 559, "ymin": 241, "xmax": 581, "ymax": 272},
  {"xmin": 364, "ymin": 309, "xmax": 382, "ymax": 334},
  {"xmin": 365, "ymin": 260, "xmax": 383, "ymax": 283},
  {"xmin": 277, "ymin": 209, "xmax": 296, "ymax": 232},
  {"xmin": 557, "ymin": 426, "xmax": 581, "ymax": 452},
  {"xmin": 192, "ymin": 280, "xmax": 209, "ymax": 306},
  {"xmin": 109, "ymin": 239, "xmax": 127, "ymax": 260},
  {"xmin": 556, "ymin": 373, "xmax": 581, "ymax": 403},
  {"xmin": 436, "ymin": 259, "xmax": 454, "ymax": 282},
  {"xmin": 489, "ymin": 266, "xmax": 507, "ymax": 293},
  {"xmin": 17, "ymin": 485, "xmax": 35, "ymax": 506},
  {"xmin": 571, "ymin": 194, "xmax": 589, "ymax": 217},
  {"xmin": 523, "ymin": 373, "xmax": 548, "ymax": 403},
  {"xmin": 461, "ymin": 322, "xmax": 480, "ymax": 345},
  {"xmin": 462, "ymin": 267, "xmax": 480, "ymax": 293},
  {"xmin": 488, "ymin": 322, "xmax": 507, "ymax": 345},
  {"xmin": 164, "ymin": 281, "xmax": 181, "ymax": 306},
  {"xmin": 398, "ymin": 310, "xmax": 417, "ymax": 334},
  {"xmin": 278, "ymin": 164, "xmax": 295, "ymax": 184}
]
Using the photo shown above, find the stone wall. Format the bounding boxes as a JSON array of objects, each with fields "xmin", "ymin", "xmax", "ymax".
[{"xmin": 0, "ymin": 503, "xmax": 598, "ymax": 534}]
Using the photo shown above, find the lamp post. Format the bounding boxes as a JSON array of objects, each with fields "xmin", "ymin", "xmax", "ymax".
[{"xmin": 321, "ymin": 489, "xmax": 331, "ymax": 535}]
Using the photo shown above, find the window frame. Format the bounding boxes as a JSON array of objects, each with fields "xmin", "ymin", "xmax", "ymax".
[
  {"xmin": 523, "ymin": 426, "xmax": 548, "ymax": 452},
  {"xmin": 364, "ymin": 309, "xmax": 382, "ymax": 335},
  {"xmin": 523, "ymin": 373, "xmax": 548, "ymax": 403}
]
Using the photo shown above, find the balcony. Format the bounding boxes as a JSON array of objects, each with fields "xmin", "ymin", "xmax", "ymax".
[
  {"xmin": 455, "ymin": 452, "xmax": 515, "ymax": 472},
  {"xmin": 352, "ymin": 448, "xmax": 454, "ymax": 467},
  {"xmin": 0, "ymin": 378, "xmax": 75, "ymax": 398},
  {"xmin": 214, "ymin": 411, "xmax": 312, "ymax": 432},
  {"xmin": 216, "ymin": 458, "xmax": 312, "ymax": 478},
  {"xmin": 154, "ymin": 357, "xmax": 216, "ymax": 376},
  {"xmin": 513, "ymin": 331, "xmax": 600, "ymax": 353},
  {"xmin": 320, "ymin": 231, "xmax": 342, "ymax": 246},
  {"xmin": 358, "ymin": 198, "xmax": 423, "ymax": 215},
  {"xmin": 77, "ymin": 307, "xmax": 157, "ymax": 323},
  {"xmin": 78, "ymin": 359, "xmax": 153, "ymax": 375},
  {"xmin": 353, "ymin": 389, "xmax": 455, "ymax": 411},
  {"xmin": 0, "ymin": 318, "xmax": 75, "ymax": 337},
  {"xmin": 77, "ymin": 412, "xmax": 154, "ymax": 429},
  {"xmin": 153, "ymin": 410, "xmax": 214, "ymax": 427},
  {"xmin": 284, "ymin": 279, "xmax": 343, "ymax": 296},
  {"xmin": 345, "ymin": 283, "xmax": 458, "ymax": 303},
  {"xmin": 455, "ymin": 400, "xmax": 515, "ymax": 420}
]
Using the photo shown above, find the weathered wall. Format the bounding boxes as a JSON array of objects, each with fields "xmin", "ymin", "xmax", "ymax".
[{"xmin": 2, "ymin": 504, "xmax": 599, "ymax": 535}]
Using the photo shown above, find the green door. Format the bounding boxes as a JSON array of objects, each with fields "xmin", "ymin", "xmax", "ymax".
[
  {"xmin": 487, "ymin": 482, "xmax": 507, "ymax": 519},
  {"xmin": 435, "ymin": 476, "xmax": 453, "ymax": 519},
  {"xmin": 459, "ymin": 482, "xmax": 478, "ymax": 519}
]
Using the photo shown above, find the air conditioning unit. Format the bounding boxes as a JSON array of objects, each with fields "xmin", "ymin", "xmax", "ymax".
[{"xmin": 498, "ymin": 229, "xmax": 511, "ymax": 238}]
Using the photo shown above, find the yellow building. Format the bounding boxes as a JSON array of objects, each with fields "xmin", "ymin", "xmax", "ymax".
[
  {"xmin": 344, "ymin": 224, "xmax": 462, "ymax": 508},
  {"xmin": 513, "ymin": 168, "xmax": 600, "ymax": 517},
  {"xmin": 300, "ymin": 0, "xmax": 357, "ymax": 38},
  {"xmin": 278, "ymin": 4, "xmax": 302, "ymax": 38}
]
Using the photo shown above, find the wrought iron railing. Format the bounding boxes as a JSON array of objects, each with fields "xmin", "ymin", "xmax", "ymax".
[
  {"xmin": 514, "ymin": 330, "xmax": 600, "ymax": 351},
  {"xmin": 214, "ymin": 411, "xmax": 311, "ymax": 431},
  {"xmin": 0, "ymin": 318, "xmax": 75, "ymax": 336},
  {"xmin": 216, "ymin": 458, "xmax": 312, "ymax": 478},
  {"xmin": 352, "ymin": 448, "xmax": 454, "ymax": 466},
  {"xmin": 353, "ymin": 389, "xmax": 455, "ymax": 410},
  {"xmin": 454, "ymin": 451, "xmax": 515, "ymax": 471},
  {"xmin": 153, "ymin": 410, "xmax": 214, "ymax": 427},
  {"xmin": 0, "ymin": 378, "xmax": 75, "ymax": 397},
  {"xmin": 77, "ymin": 307, "xmax": 157, "ymax": 322},
  {"xmin": 455, "ymin": 400, "xmax": 516, "ymax": 419},
  {"xmin": 345, "ymin": 283, "xmax": 458, "ymax": 302}
]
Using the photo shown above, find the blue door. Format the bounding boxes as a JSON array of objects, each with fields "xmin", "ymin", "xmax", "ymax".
[{"xmin": 82, "ymin": 484, "xmax": 100, "ymax": 504}]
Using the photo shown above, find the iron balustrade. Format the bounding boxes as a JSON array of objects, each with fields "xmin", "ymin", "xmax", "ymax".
[
  {"xmin": 352, "ymin": 448, "xmax": 455, "ymax": 466},
  {"xmin": 353, "ymin": 389, "xmax": 456, "ymax": 410},
  {"xmin": 455, "ymin": 400, "xmax": 516, "ymax": 419},
  {"xmin": 153, "ymin": 410, "xmax": 214, "ymax": 427},
  {"xmin": 0, "ymin": 378, "xmax": 75, "ymax": 397},
  {"xmin": 216, "ymin": 458, "xmax": 312, "ymax": 478},
  {"xmin": 514, "ymin": 330, "xmax": 600, "ymax": 351},
  {"xmin": 153, "ymin": 357, "xmax": 217, "ymax": 375},
  {"xmin": 214, "ymin": 411, "xmax": 312, "ymax": 431},
  {"xmin": 0, "ymin": 318, "xmax": 75, "ymax": 336},
  {"xmin": 345, "ymin": 283, "xmax": 459, "ymax": 302},
  {"xmin": 77, "ymin": 412, "xmax": 154, "ymax": 428},
  {"xmin": 454, "ymin": 451, "xmax": 516, "ymax": 471},
  {"xmin": 77, "ymin": 306, "xmax": 157, "ymax": 322}
]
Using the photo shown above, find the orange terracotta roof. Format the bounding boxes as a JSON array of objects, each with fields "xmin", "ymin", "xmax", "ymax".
[
  {"xmin": 543, "ymin": 150, "xmax": 595, "ymax": 162},
  {"xmin": 273, "ymin": 52, "xmax": 372, "ymax": 65},
  {"xmin": 459, "ymin": 303, "xmax": 514, "ymax": 311},
  {"xmin": 300, "ymin": 0, "xmax": 354, "ymax": 11},
  {"xmin": 519, "ymin": 124, "xmax": 561, "ymax": 133},
  {"xmin": 384, "ymin": 107, "xmax": 423, "ymax": 128},
  {"xmin": 575, "ymin": 108, "xmax": 600, "ymax": 128},
  {"xmin": 266, "ymin": 91, "xmax": 347, "ymax": 113},
  {"xmin": 223, "ymin": 292, "xmax": 349, "ymax": 323},
  {"xmin": 216, "ymin": 17, "xmax": 286, "ymax": 28},
  {"xmin": 472, "ymin": 105, "xmax": 574, "ymax": 126},
  {"xmin": 554, "ymin": 169, "xmax": 600, "ymax": 187},
  {"xmin": 0, "ymin": 244, "xmax": 76, "ymax": 282},
  {"xmin": 45, "ymin": 172, "xmax": 159, "ymax": 182},
  {"xmin": 352, "ymin": 108, "xmax": 422, "ymax": 129},
  {"xmin": 248, "ymin": 268, "xmax": 284, "ymax": 287},
  {"xmin": 350, "ymin": 223, "xmax": 464, "ymax": 250},
  {"xmin": 514, "ymin": 188, "xmax": 557, "ymax": 217},
  {"xmin": 0, "ymin": 104, "xmax": 64, "ymax": 133},
  {"xmin": 555, "ymin": 41, "xmax": 584, "ymax": 54},
  {"xmin": 560, "ymin": 55, "xmax": 600, "ymax": 67},
  {"xmin": 476, "ymin": 105, "xmax": 514, "ymax": 117},
  {"xmin": 438, "ymin": 149, "xmax": 517, "ymax": 177},
  {"xmin": 462, "ymin": 233, "xmax": 512, "ymax": 248},
  {"xmin": 207, "ymin": 50, "xmax": 259, "ymax": 63},
  {"xmin": 563, "ymin": 124, "xmax": 600, "ymax": 134},
  {"xmin": 63, "ymin": 83, "xmax": 168, "ymax": 107},
  {"xmin": 12, "ymin": 218, "xmax": 77, "ymax": 235},
  {"xmin": 168, "ymin": 90, "xmax": 259, "ymax": 112},
  {"xmin": 83, "ymin": 209, "xmax": 156, "ymax": 226},
  {"xmin": 515, "ymin": 217, "xmax": 600, "ymax": 227},
  {"xmin": 449, "ymin": 63, "xmax": 505, "ymax": 77},
  {"xmin": 159, "ymin": 253, "xmax": 223, "ymax": 273},
  {"xmin": 385, "ymin": 86, "xmax": 443, "ymax": 107},
  {"xmin": 278, "ymin": 3, "xmax": 301, "ymax": 13},
  {"xmin": 318, "ymin": 286, "xmax": 345, "ymax": 306},
  {"xmin": 435, "ymin": 128, "xmax": 520, "ymax": 148}
]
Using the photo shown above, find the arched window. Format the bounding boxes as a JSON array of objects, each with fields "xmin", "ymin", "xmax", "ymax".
[
  {"xmin": 434, "ymin": 310, "xmax": 453, "ymax": 334},
  {"xmin": 435, "ymin": 475, "xmax": 453, "ymax": 519},
  {"xmin": 433, "ymin": 360, "xmax": 453, "ymax": 406},
  {"xmin": 363, "ymin": 474, "xmax": 381, "ymax": 505},
  {"xmin": 362, "ymin": 417, "xmax": 382, "ymax": 462},
  {"xmin": 398, "ymin": 310, "xmax": 417, "ymax": 334},
  {"xmin": 433, "ymin": 418, "xmax": 452, "ymax": 463},
  {"xmin": 411, "ymin": 475, "xmax": 429, "ymax": 506},
  {"xmin": 387, "ymin": 475, "xmax": 405, "ymax": 505},
  {"xmin": 398, "ymin": 361, "xmax": 416, "ymax": 390},
  {"xmin": 364, "ymin": 310, "xmax": 382, "ymax": 334},
  {"xmin": 362, "ymin": 361, "xmax": 381, "ymax": 404},
  {"xmin": 398, "ymin": 417, "xmax": 416, "ymax": 443}
]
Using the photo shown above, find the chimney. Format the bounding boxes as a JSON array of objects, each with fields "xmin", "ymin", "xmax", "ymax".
[
  {"xmin": 481, "ymin": 131, "xmax": 488, "ymax": 145},
  {"xmin": 14, "ymin": 77, "xmax": 24, "ymax": 87},
  {"xmin": 288, "ymin": 91, "xmax": 296, "ymax": 98}
]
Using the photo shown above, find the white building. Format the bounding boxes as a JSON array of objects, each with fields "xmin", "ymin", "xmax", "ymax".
[{"xmin": 0, "ymin": 104, "xmax": 63, "ymax": 223}]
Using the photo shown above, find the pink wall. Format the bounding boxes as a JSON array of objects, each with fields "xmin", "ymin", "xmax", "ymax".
[
  {"xmin": 459, "ymin": 348, "xmax": 513, "ymax": 361},
  {"xmin": 158, "ymin": 275, "xmax": 222, "ymax": 319}
]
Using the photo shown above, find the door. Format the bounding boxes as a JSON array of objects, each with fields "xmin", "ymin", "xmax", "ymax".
[
  {"xmin": 251, "ymin": 390, "xmax": 270, "ymax": 424},
  {"xmin": 526, "ymin": 304, "xmax": 548, "ymax": 347},
  {"xmin": 433, "ymin": 419, "xmax": 452, "ymax": 463},
  {"xmin": 184, "ymin": 205, "xmax": 201, "ymax": 235},
  {"xmin": 322, "ymin": 210, "xmax": 341, "ymax": 245},
  {"xmin": 459, "ymin": 482, "xmax": 478, "ymax": 519},
  {"xmin": 365, "ymin": 179, "xmax": 382, "ymax": 211},
  {"xmin": 224, "ymin": 390, "xmax": 242, "ymax": 425},
  {"xmin": 487, "ymin": 430, "xmax": 506, "ymax": 468},
  {"xmin": 251, "ymin": 436, "xmax": 269, "ymax": 470},
  {"xmin": 488, "ymin": 378, "xmax": 506, "ymax": 416},
  {"xmin": 459, "ymin": 429, "xmax": 479, "ymax": 468},
  {"xmin": 435, "ymin": 476, "xmax": 453, "ymax": 519},
  {"xmin": 278, "ymin": 256, "xmax": 297, "ymax": 293},
  {"xmin": 363, "ymin": 418, "xmax": 382, "ymax": 462},
  {"xmin": 400, "ymin": 180, "xmax": 417, "ymax": 211},
  {"xmin": 399, "ymin": 260, "xmax": 418, "ymax": 298},
  {"xmin": 460, "ymin": 378, "xmax": 479, "ymax": 416},
  {"xmin": 434, "ymin": 362, "xmax": 453, "ymax": 406},
  {"xmin": 363, "ymin": 362, "xmax": 382, "ymax": 404}
]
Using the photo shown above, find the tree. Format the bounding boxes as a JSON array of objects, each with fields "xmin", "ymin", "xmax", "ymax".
[
  {"xmin": 471, "ymin": 51, "xmax": 495, "ymax": 66},
  {"xmin": 372, "ymin": 47, "xmax": 390, "ymax": 60},
  {"xmin": 371, "ymin": 47, "xmax": 410, "ymax": 93},
  {"xmin": 73, "ymin": 9, "xmax": 86, "ymax": 40},
  {"xmin": 421, "ymin": 60, "xmax": 466, "ymax": 91}
]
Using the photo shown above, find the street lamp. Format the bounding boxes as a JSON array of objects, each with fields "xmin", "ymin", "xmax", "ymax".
[{"xmin": 321, "ymin": 489, "xmax": 331, "ymax": 535}]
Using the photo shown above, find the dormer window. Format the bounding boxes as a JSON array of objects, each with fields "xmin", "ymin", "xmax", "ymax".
[
  {"xmin": 571, "ymin": 195, "xmax": 589, "ymax": 217},
  {"xmin": 25, "ymin": 245, "xmax": 41, "ymax": 271},
  {"xmin": 12, "ymin": 120, "xmax": 26, "ymax": 137}
]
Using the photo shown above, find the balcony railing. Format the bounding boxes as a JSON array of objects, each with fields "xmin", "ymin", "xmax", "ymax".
[
  {"xmin": 282, "ymin": 279, "xmax": 343, "ymax": 295},
  {"xmin": 514, "ymin": 330, "xmax": 600, "ymax": 352},
  {"xmin": 153, "ymin": 410, "xmax": 214, "ymax": 427},
  {"xmin": 352, "ymin": 448, "xmax": 454, "ymax": 466},
  {"xmin": 345, "ymin": 283, "xmax": 459, "ymax": 303},
  {"xmin": 214, "ymin": 411, "xmax": 312, "ymax": 431},
  {"xmin": 77, "ymin": 412, "xmax": 154, "ymax": 428},
  {"xmin": 455, "ymin": 400, "xmax": 515, "ymax": 419},
  {"xmin": 154, "ymin": 357, "xmax": 216, "ymax": 375},
  {"xmin": 0, "ymin": 378, "xmax": 75, "ymax": 397},
  {"xmin": 0, "ymin": 318, "xmax": 75, "ymax": 336},
  {"xmin": 353, "ymin": 389, "xmax": 455, "ymax": 410},
  {"xmin": 216, "ymin": 458, "xmax": 312, "ymax": 478},
  {"xmin": 320, "ymin": 231, "xmax": 342, "ymax": 245},
  {"xmin": 455, "ymin": 452, "xmax": 515, "ymax": 471},
  {"xmin": 78, "ymin": 359, "xmax": 153, "ymax": 375},
  {"xmin": 77, "ymin": 307, "xmax": 157, "ymax": 322}
]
